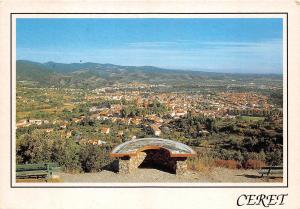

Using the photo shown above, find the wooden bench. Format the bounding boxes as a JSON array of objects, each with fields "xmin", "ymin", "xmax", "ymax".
[
  {"xmin": 16, "ymin": 163, "xmax": 60, "ymax": 179},
  {"xmin": 257, "ymin": 166, "xmax": 283, "ymax": 177}
]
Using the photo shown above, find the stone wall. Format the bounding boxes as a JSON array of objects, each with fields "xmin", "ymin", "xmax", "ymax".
[
  {"xmin": 118, "ymin": 156, "xmax": 131, "ymax": 174},
  {"xmin": 118, "ymin": 152, "xmax": 147, "ymax": 174},
  {"xmin": 117, "ymin": 149, "xmax": 188, "ymax": 175},
  {"xmin": 175, "ymin": 158, "xmax": 188, "ymax": 175},
  {"xmin": 132, "ymin": 151, "xmax": 147, "ymax": 168}
]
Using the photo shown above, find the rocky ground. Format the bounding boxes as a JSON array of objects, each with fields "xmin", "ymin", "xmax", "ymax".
[{"xmin": 57, "ymin": 167, "xmax": 282, "ymax": 183}]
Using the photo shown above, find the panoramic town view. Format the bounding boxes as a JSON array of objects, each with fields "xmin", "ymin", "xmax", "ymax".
[{"xmin": 15, "ymin": 18, "xmax": 284, "ymax": 183}]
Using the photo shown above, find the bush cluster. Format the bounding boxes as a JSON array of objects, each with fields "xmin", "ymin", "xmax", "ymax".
[
  {"xmin": 215, "ymin": 160, "xmax": 242, "ymax": 169},
  {"xmin": 16, "ymin": 130, "xmax": 112, "ymax": 173}
]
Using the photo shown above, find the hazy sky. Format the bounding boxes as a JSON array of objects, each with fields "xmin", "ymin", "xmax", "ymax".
[{"xmin": 17, "ymin": 18, "xmax": 283, "ymax": 74}]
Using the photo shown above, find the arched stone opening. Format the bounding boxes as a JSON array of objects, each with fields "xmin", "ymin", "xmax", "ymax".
[
  {"xmin": 117, "ymin": 148, "xmax": 188, "ymax": 175},
  {"xmin": 138, "ymin": 148, "xmax": 177, "ymax": 174},
  {"xmin": 110, "ymin": 138, "xmax": 195, "ymax": 175}
]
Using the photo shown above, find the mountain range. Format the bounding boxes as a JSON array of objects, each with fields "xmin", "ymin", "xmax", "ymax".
[{"xmin": 16, "ymin": 60, "xmax": 282, "ymax": 88}]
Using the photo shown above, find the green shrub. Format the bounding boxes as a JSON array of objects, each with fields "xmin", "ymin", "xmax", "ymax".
[
  {"xmin": 243, "ymin": 151, "xmax": 266, "ymax": 162},
  {"xmin": 266, "ymin": 149, "xmax": 283, "ymax": 166},
  {"xmin": 16, "ymin": 130, "xmax": 53, "ymax": 164},
  {"xmin": 216, "ymin": 149, "xmax": 244, "ymax": 162},
  {"xmin": 79, "ymin": 144, "xmax": 111, "ymax": 172},
  {"xmin": 51, "ymin": 139, "xmax": 81, "ymax": 172}
]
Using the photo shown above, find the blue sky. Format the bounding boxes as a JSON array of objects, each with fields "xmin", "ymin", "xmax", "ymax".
[{"xmin": 17, "ymin": 18, "xmax": 283, "ymax": 74}]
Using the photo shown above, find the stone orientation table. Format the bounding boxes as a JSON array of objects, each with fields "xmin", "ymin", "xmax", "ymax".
[{"xmin": 110, "ymin": 138, "xmax": 196, "ymax": 175}]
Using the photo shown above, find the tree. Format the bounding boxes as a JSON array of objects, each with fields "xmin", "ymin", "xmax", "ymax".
[
  {"xmin": 266, "ymin": 149, "xmax": 283, "ymax": 166},
  {"xmin": 242, "ymin": 137, "xmax": 259, "ymax": 152},
  {"xmin": 205, "ymin": 118, "xmax": 216, "ymax": 132},
  {"xmin": 79, "ymin": 144, "xmax": 111, "ymax": 172},
  {"xmin": 51, "ymin": 138, "xmax": 81, "ymax": 172},
  {"xmin": 79, "ymin": 118, "xmax": 95, "ymax": 126},
  {"xmin": 16, "ymin": 130, "xmax": 53, "ymax": 163}
]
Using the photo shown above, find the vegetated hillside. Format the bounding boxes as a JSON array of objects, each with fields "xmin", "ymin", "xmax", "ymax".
[
  {"xmin": 17, "ymin": 60, "xmax": 107, "ymax": 88},
  {"xmin": 16, "ymin": 60, "xmax": 282, "ymax": 88},
  {"xmin": 16, "ymin": 60, "xmax": 60, "ymax": 84}
]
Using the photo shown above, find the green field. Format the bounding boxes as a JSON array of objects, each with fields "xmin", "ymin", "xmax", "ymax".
[{"xmin": 239, "ymin": 116, "xmax": 265, "ymax": 122}]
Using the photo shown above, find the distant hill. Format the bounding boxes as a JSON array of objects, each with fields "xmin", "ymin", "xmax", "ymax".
[
  {"xmin": 17, "ymin": 60, "xmax": 57, "ymax": 83},
  {"xmin": 16, "ymin": 60, "xmax": 282, "ymax": 88}
]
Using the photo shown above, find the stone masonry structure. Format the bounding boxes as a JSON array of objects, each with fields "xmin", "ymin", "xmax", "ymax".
[{"xmin": 110, "ymin": 138, "xmax": 196, "ymax": 175}]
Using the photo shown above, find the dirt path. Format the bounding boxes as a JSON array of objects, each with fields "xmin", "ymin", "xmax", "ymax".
[{"xmin": 58, "ymin": 168, "xmax": 282, "ymax": 183}]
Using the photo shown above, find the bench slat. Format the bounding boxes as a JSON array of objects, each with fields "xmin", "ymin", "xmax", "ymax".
[
  {"xmin": 16, "ymin": 170, "xmax": 48, "ymax": 175},
  {"xmin": 260, "ymin": 166, "xmax": 283, "ymax": 170},
  {"xmin": 257, "ymin": 166, "xmax": 283, "ymax": 177},
  {"xmin": 258, "ymin": 170, "xmax": 283, "ymax": 174},
  {"xmin": 16, "ymin": 163, "xmax": 60, "ymax": 179}
]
